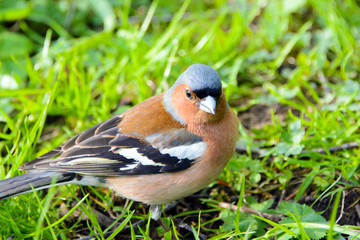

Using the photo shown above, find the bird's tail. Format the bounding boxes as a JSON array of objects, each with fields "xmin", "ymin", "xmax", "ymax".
[{"xmin": 0, "ymin": 172, "xmax": 76, "ymax": 200}]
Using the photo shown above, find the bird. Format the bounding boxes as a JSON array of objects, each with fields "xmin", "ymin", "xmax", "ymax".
[{"xmin": 0, "ymin": 64, "xmax": 239, "ymax": 220}]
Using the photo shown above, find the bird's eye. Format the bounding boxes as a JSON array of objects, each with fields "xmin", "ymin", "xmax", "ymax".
[{"xmin": 185, "ymin": 89, "xmax": 192, "ymax": 99}]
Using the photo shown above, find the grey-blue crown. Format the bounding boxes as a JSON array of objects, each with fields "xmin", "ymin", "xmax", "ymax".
[{"xmin": 177, "ymin": 64, "xmax": 222, "ymax": 99}]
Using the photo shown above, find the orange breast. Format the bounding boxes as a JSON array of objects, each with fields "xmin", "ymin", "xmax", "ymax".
[{"xmin": 107, "ymin": 107, "xmax": 239, "ymax": 205}]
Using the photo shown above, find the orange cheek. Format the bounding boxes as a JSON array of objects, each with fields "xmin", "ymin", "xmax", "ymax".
[
  {"xmin": 170, "ymin": 84, "xmax": 227, "ymax": 125},
  {"xmin": 170, "ymin": 84, "xmax": 198, "ymax": 122},
  {"xmin": 172, "ymin": 98, "xmax": 199, "ymax": 123}
]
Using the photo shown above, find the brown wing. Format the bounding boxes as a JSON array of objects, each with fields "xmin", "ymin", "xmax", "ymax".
[{"xmin": 20, "ymin": 115, "xmax": 204, "ymax": 176}]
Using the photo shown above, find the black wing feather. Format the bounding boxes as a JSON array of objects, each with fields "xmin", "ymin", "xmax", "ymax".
[{"xmin": 21, "ymin": 115, "xmax": 205, "ymax": 176}]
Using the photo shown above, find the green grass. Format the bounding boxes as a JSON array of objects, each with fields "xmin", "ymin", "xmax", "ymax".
[{"xmin": 1, "ymin": 0, "xmax": 360, "ymax": 239}]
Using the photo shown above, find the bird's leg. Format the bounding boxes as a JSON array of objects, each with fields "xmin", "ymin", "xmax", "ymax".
[{"xmin": 150, "ymin": 204, "xmax": 162, "ymax": 220}]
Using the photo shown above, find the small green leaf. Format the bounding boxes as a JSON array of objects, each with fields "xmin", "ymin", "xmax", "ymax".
[
  {"xmin": 0, "ymin": 32, "xmax": 34, "ymax": 59},
  {"xmin": 278, "ymin": 202, "xmax": 327, "ymax": 240},
  {"xmin": 278, "ymin": 170, "xmax": 293, "ymax": 185},
  {"xmin": 278, "ymin": 202, "xmax": 326, "ymax": 223},
  {"xmin": 250, "ymin": 172, "xmax": 261, "ymax": 183},
  {"xmin": 245, "ymin": 196, "xmax": 274, "ymax": 212}
]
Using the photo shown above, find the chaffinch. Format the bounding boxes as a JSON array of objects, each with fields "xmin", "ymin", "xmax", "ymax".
[{"xmin": 0, "ymin": 64, "xmax": 239, "ymax": 220}]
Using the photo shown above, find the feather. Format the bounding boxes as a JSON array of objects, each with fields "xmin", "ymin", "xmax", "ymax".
[
  {"xmin": 0, "ymin": 172, "xmax": 76, "ymax": 200},
  {"xmin": 20, "ymin": 113, "xmax": 207, "ymax": 176}
]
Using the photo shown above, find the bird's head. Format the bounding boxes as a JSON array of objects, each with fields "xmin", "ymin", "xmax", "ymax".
[{"xmin": 164, "ymin": 64, "xmax": 228, "ymax": 125}]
